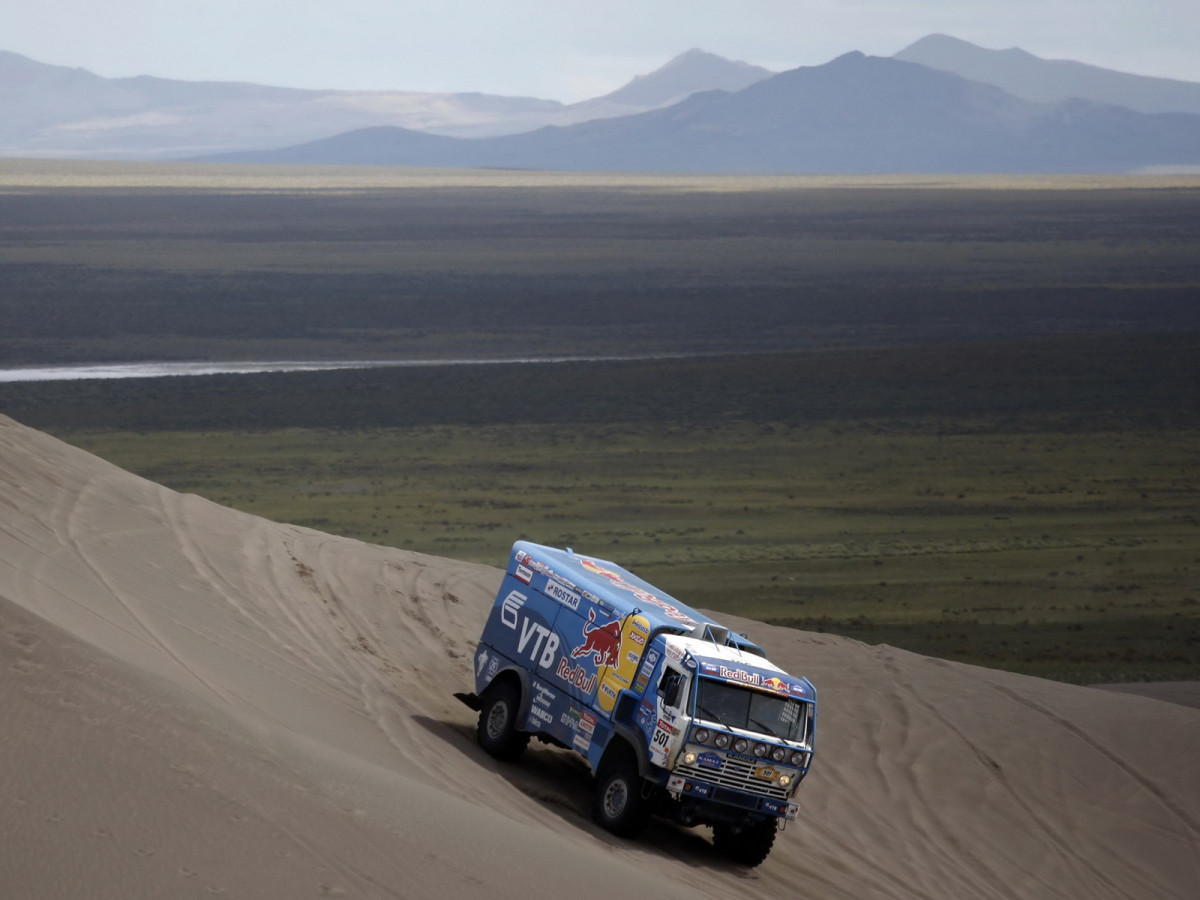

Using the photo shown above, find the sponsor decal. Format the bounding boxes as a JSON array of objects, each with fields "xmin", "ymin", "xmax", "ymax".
[
  {"xmin": 543, "ymin": 579, "xmax": 581, "ymax": 611},
  {"xmin": 571, "ymin": 608, "xmax": 622, "ymax": 667},
  {"xmin": 628, "ymin": 630, "xmax": 646, "ymax": 646},
  {"xmin": 761, "ymin": 677, "xmax": 789, "ymax": 694},
  {"xmin": 578, "ymin": 558, "xmax": 697, "ymax": 624},
  {"xmin": 556, "ymin": 657, "xmax": 598, "ymax": 695},
  {"xmin": 599, "ymin": 682, "xmax": 617, "ymax": 702},
  {"xmin": 634, "ymin": 648, "xmax": 660, "ymax": 693},
  {"xmin": 711, "ymin": 665, "xmax": 795, "ymax": 694},
  {"xmin": 533, "ymin": 683, "xmax": 557, "ymax": 707},
  {"xmin": 667, "ymin": 775, "xmax": 685, "ymax": 793},
  {"xmin": 635, "ymin": 698, "xmax": 656, "ymax": 732},
  {"xmin": 578, "ymin": 710, "xmax": 597, "ymax": 737},
  {"xmin": 571, "ymin": 707, "xmax": 597, "ymax": 753},
  {"xmin": 475, "ymin": 649, "xmax": 490, "ymax": 676},
  {"xmin": 664, "ymin": 644, "xmax": 685, "ymax": 662},
  {"xmin": 514, "ymin": 564, "xmax": 534, "ymax": 585},
  {"xmin": 486, "ymin": 658, "xmax": 499, "ymax": 680},
  {"xmin": 517, "ymin": 618, "xmax": 560, "ymax": 670},
  {"xmin": 528, "ymin": 705, "xmax": 554, "ymax": 728},
  {"xmin": 514, "ymin": 550, "xmax": 552, "ymax": 577},
  {"xmin": 500, "ymin": 590, "xmax": 527, "ymax": 629},
  {"xmin": 651, "ymin": 721, "xmax": 673, "ymax": 755},
  {"xmin": 698, "ymin": 751, "xmax": 723, "ymax": 770}
]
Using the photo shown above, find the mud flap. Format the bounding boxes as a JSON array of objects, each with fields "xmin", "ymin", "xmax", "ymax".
[{"xmin": 453, "ymin": 691, "xmax": 481, "ymax": 711}]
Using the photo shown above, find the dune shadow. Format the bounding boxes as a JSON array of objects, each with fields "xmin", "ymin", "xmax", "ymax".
[{"xmin": 412, "ymin": 714, "xmax": 751, "ymax": 873}]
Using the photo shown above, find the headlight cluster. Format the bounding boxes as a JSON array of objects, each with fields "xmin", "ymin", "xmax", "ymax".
[
  {"xmin": 692, "ymin": 728, "xmax": 731, "ymax": 750},
  {"xmin": 692, "ymin": 728, "xmax": 809, "ymax": 768}
]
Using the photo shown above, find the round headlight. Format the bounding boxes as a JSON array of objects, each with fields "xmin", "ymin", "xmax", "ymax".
[
  {"xmin": 714, "ymin": 733, "xmax": 731, "ymax": 749},
  {"xmin": 694, "ymin": 728, "xmax": 710, "ymax": 745},
  {"xmin": 790, "ymin": 750, "xmax": 807, "ymax": 766},
  {"xmin": 771, "ymin": 746, "xmax": 788, "ymax": 762},
  {"xmin": 733, "ymin": 738, "xmax": 750, "ymax": 754},
  {"xmin": 779, "ymin": 774, "xmax": 792, "ymax": 787},
  {"xmin": 683, "ymin": 751, "xmax": 698, "ymax": 766},
  {"xmin": 753, "ymin": 742, "xmax": 769, "ymax": 758}
]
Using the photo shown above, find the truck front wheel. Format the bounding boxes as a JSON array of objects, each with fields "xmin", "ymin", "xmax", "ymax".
[
  {"xmin": 593, "ymin": 756, "xmax": 646, "ymax": 837},
  {"xmin": 713, "ymin": 819, "xmax": 778, "ymax": 867},
  {"xmin": 476, "ymin": 681, "xmax": 529, "ymax": 761}
]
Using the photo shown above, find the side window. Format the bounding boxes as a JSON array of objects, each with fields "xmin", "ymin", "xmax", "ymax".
[{"xmin": 658, "ymin": 668, "xmax": 683, "ymax": 708}]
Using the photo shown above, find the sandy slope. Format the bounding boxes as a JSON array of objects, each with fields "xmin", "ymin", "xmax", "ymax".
[{"xmin": 1, "ymin": 413, "xmax": 1197, "ymax": 899}]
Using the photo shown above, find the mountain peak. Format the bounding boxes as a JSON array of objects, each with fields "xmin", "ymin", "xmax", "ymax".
[{"xmin": 599, "ymin": 49, "xmax": 773, "ymax": 108}]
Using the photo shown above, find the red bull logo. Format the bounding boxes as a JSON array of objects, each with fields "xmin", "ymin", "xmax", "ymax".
[
  {"xmin": 571, "ymin": 608, "xmax": 622, "ymax": 667},
  {"xmin": 762, "ymin": 677, "xmax": 790, "ymax": 695}
]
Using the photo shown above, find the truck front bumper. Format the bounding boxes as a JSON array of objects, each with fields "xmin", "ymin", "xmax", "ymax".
[{"xmin": 666, "ymin": 773, "xmax": 800, "ymax": 820}]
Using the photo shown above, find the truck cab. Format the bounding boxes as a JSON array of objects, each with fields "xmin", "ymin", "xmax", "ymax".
[{"xmin": 457, "ymin": 541, "xmax": 817, "ymax": 866}]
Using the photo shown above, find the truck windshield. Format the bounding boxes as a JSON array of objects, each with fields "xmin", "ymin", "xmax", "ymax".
[{"xmin": 695, "ymin": 678, "xmax": 807, "ymax": 742}]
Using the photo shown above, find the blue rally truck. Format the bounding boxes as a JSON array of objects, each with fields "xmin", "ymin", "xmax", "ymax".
[{"xmin": 456, "ymin": 541, "xmax": 817, "ymax": 866}]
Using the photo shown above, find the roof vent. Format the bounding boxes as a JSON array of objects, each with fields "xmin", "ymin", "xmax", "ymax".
[{"xmin": 703, "ymin": 624, "xmax": 730, "ymax": 646}]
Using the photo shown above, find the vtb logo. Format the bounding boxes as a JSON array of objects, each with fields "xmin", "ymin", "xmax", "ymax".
[{"xmin": 500, "ymin": 590, "xmax": 526, "ymax": 629}]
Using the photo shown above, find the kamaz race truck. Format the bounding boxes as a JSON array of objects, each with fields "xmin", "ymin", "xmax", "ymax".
[{"xmin": 456, "ymin": 541, "xmax": 817, "ymax": 866}]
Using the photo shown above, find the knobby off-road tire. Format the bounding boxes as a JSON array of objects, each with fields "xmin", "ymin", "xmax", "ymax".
[
  {"xmin": 712, "ymin": 819, "xmax": 778, "ymax": 867},
  {"xmin": 476, "ymin": 681, "xmax": 529, "ymax": 762},
  {"xmin": 592, "ymin": 755, "xmax": 646, "ymax": 838}
]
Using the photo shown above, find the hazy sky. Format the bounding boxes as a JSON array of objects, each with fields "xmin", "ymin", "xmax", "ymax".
[{"xmin": 6, "ymin": 0, "xmax": 1198, "ymax": 102}]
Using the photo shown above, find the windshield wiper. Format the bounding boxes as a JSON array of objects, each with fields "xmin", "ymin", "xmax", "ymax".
[
  {"xmin": 697, "ymin": 703, "xmax": 734, "ymax": 731},
  {"xmin": 748, "ymin": 716, "xmax": 781, "ymax": 739}
]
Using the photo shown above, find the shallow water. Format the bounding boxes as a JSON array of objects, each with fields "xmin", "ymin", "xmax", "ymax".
[{"xmin": 0, "ymin": 355, "xmax": 681, "ymax": 383}]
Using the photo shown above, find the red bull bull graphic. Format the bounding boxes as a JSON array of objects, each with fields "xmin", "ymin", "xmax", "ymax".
[{"xmin": 571, "ymin": 607, "xmax": 623, "ymax": 667}]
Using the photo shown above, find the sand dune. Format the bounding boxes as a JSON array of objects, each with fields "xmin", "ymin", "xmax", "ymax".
[{"xmin": 2, "ymin": 413, "xmax": 1197, "ymax": 899}]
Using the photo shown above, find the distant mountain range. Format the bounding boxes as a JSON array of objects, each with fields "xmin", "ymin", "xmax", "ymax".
[
  {"xmin": 207, "ymin": 52, "xmax": 1200, "ymax": 174},
  {"xmin": 0, "ymin": 47, "xmax": 771, "ymax": 158},
  {"xmin": 4, "ymin": 38, "xmax": 1200, "ymax": 172}
]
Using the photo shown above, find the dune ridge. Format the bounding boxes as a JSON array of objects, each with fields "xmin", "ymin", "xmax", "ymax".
[{"xmin": 1, "ymin": 413, "xmax": 1197, "ymax": 898}]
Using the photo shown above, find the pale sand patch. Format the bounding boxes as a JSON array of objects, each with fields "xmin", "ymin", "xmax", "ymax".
[
  {"xmin": 2, "ymin": 158, "xmax": 1200, "ymax": 193},
  {"xmin": 1, "ymin": 412, "xmax": 1197, "ymax": 899}
]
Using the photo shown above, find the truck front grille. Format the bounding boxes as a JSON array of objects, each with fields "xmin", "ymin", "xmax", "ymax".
[{"xmin": 675, "ymin": 754, "xmax": 789, "ymax": 800}]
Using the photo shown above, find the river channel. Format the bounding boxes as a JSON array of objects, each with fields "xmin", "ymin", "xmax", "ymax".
[{"xmin": 0, "ymin": 355, "xmax": 676, "ymax": 383}]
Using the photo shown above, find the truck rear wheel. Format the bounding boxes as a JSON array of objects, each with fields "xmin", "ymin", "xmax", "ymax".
[
  {"xmin": 476, "ymin": 680, "xmax": 529, "ymax": 761},
  {"xmin": 713, "ymin": 819, "xmax": 777, "ymax": 867},
  {"xmin": 593, "ymin": 755, "xmax": 646, "ymax": 837}
]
